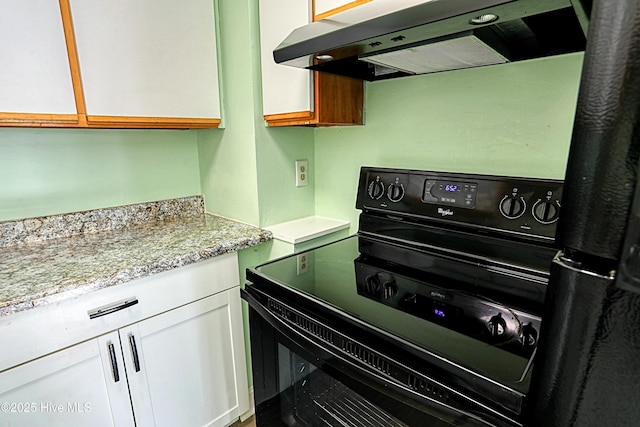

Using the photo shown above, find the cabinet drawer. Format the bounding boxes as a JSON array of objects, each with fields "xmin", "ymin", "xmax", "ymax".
[{"xmin": 0, "ymin": 253, "xmax": 239, "ymax": 373}]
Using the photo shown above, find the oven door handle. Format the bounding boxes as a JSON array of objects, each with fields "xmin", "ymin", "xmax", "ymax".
[{"xmin": 241, "ymin": 286, "xmax": 508, "ymax": 427}]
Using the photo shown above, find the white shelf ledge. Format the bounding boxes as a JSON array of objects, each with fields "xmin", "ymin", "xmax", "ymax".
[{"xmin": 264, "ymin": 216, "xmax": 350, "ymax": 244}]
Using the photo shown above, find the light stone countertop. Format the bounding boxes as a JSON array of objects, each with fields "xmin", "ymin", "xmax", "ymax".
[{"xmin": 0, "ymin": 198, "xmax": 271, "ymax": 317}]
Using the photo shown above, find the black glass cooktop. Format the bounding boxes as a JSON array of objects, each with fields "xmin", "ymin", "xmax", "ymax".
[{"xmin": 247, "ymin": 235, "xmax": 545, "ymax": 393}]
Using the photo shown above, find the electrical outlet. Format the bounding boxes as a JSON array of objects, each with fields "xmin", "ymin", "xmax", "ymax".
[
  {"xmin": 295, "ymin": 160, "xmax": 308, "ymax": 187},
  {"xmin": 297, "ymin": 254, "xmax": 309, "ymax": 275}
]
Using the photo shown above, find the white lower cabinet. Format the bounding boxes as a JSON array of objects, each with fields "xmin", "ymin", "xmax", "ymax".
[
  {"xmin": 0, "ymin": 335, "xmax": 129, "ymax": 426},
  {"xmin": 124, "ymin": 290, "xmax": 245, "ymax": 427},
  {"xmin": 0, "ymin": 260, "xmax": 248, "ymax": 427}
]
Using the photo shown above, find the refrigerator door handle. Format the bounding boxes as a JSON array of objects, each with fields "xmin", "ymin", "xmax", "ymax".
[
  {"xmin": 554, "ymin": 252, "xmax": 616, "ymax": 281},
  {"xmin": 615, "ymin": 156, "xmax": 640, "ymax": 294},
  {"xmin": 617, "ymin": 244, "xmax": 640, "ymax": 294}
]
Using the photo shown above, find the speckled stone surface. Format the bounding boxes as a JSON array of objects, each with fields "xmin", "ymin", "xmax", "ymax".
[
  {"xmin": 0, "ymin": 203, "xmax": 271, "ymax": 317},
  {"xmin": 0, "ymin": 196, "xmax": 206, "ymax": 248}
]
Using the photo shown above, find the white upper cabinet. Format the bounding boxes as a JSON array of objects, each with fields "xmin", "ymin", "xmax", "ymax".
[
  {"xmin": 1, "ymin": 0, "xmax": 222, "ymax": 128},
  {"xmin": 68, "ymin": 0, "xmax": 221, "ymax": 125},
  {"xmin": 0, "ymin": 1, "xmax": 76, "ymax": 120},
  {"xmin": 260, "ymin": 0, "xmax": 313, "ymax": 118},
  {"xmin": 259, "ymin": 0, "xmax": 364, "ymax": 127}
]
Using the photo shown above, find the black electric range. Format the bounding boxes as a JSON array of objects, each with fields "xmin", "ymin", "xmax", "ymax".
[{"xmin": 243, "ymin": 167, "xmax": 562, "ymax": 427}]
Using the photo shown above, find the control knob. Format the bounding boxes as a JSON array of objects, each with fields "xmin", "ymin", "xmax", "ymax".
[
  {"xmin": 387, "ymin": 182, "xmax": 405, "ymax": 202},
  {"xmin": 487, "ymin": 313, "xmax": 507, "ymax": 339},
  {"xmin": 532, "ymin": 200, "xmax": 560, "ymax": 224},
  {"xmin": 368, "ymin": 178, "xmax": 385, "ymax": 200},
  {"xmin": 499, "ymin": 196, "xmax": 526, "ymax": 219},
  {"xmin": 522, "ymin": 322, "xmax": 538, "ymax": 348},
  {"xmin": 365, "ymin": 272, "xmax": 398, "ymax": 300}
]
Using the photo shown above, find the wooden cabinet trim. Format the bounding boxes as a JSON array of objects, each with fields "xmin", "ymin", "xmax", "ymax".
[
  {"xmin": 86, "ymin": 115, "xmax": 221, "ymax": 129},
  {"xmin": 0, "ymin": 112, "xmax": 79, "ymax": 128},
  {"xmin": 313, "ymin": 0, "xmax": 372, "ymax": 21},
  {"xmin": 0, "ymin": 113, "xmax": 219, "ymax": 129},
  {"xmin": 58, "ymin": 0, "xmax": 87, "ymax": 126},
  {"xmin": 264, "ymin": 110, "xmax": 317, "ymax": 127}
]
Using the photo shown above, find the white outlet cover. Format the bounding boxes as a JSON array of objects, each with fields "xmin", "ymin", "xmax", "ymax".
[
  {"xmin": 297, "ymin": 254, "xmax": 309, "ymax": 275},
  {"xmin": 296, "ymin": 160, "xmax": 308, "ymax": 187}
]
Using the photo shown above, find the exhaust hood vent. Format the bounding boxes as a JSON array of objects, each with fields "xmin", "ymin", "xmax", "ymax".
[
  {"xmin": 360, "ymin": 32, "xmax": 508, "ymax": 77},
  {"xmin": 274, "ymin": 0, "xmax": 589, "ymax": 81}
]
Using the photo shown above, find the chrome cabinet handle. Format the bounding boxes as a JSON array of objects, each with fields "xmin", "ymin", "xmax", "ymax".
[
  {"xmin": 89, "ymin": 298, "xmax": 138, "ymax": 319},
  {"xmin": 107, "ymin": 342, "xmax": 120, "ymax": 382},
  {"xmin": 128, "ymin": 334, "xmax": 141, "ymax": 372}
]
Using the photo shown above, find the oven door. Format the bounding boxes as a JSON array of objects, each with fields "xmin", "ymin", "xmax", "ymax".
[{"xmin": 242, "ymin": 285, "xmax": 518, "ymax": 427}]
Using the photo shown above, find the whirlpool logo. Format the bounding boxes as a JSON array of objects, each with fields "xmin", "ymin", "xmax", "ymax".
[{"xmin": 437, "ymin": 208, "xmax": 454, "ymax": 217}]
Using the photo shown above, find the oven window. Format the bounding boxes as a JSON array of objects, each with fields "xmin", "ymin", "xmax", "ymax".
[
  {"xmin": 275, "ymin": 344, "xmax": 409, "ymax": 427},
  {"xmin": 251, "ymin": 320, "xmax": 454, "ymax": 427}
]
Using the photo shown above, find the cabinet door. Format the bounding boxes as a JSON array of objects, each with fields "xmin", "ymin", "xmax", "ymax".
[
  {"xmin": 0, "ymin": 0, "xmax": 77, "ymax": 126},
  {"xmin": 68, "ymin": 0, "xmax": 221, "ymax": 127},
  {"xmin": 0, "ymin": 333, "xmax": 133, "ymax": 427},
  {"xmin": 123, "ymin": 289, "xmax": 249, "ymax": 427},
  {"xmin": 259, "ymin": 0, "xmax": 364, "ymax": 126},
  {"xmin": 260, "ymin": 0, "xmax": 314, "ymax": 118},
  {"xmin": 314, "ymin": 0, "xmax": 372, "ymax": 20}
]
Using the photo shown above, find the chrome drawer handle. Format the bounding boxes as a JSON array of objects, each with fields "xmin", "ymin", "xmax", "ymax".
[{"xmin": 88, "ymin": 298, "xmax": 138, "ymax": 319}]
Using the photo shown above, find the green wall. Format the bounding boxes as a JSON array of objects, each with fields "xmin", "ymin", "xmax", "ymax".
[
  {"xmin": 197, "ymin": 0, "xmax": 314, "ymax": 229},
  {"xmin": 0, "ymin": 128, "xmax": 201, "ymax": 222},
  {"xmin": 197, "ymin": 0, "xmax": 260, "ymax": 227},
  {"xmin": 315, "ymin": 53, "xmax": 584, "ymax": 231}
]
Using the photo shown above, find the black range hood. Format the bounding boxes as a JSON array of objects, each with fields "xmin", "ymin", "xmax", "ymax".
[{"xmin": 273, "ymin": 0, "xmax": 590, "ymax": 81}]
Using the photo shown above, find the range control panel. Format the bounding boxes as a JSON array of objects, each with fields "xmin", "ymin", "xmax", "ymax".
[{"xmin": 356, "ymin": 167, "xmax": 563, "ymax": 241}]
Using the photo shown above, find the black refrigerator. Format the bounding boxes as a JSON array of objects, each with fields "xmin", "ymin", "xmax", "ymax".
[{"xmin": 528, "ymin": 0, "xmax": 640, "ymax": 425}]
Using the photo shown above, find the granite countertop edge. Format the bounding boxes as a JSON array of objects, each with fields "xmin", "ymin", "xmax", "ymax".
[{"xmin": 0, "ymin": 209, "xmax": 272, "ymax": 318}]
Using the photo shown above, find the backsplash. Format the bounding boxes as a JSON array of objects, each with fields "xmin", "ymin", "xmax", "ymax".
[{"xmin": 0, "ymin": 196, "xmax": 204, "ymax": 248}]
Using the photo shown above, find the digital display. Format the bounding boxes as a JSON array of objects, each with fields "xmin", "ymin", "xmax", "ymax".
[
  {"xmin": 423, "ymin": 179, "xmax": 477, "ymax": 209},
  {"xmin": 434, "ymin": 309, "xmax": 446, "ymax": 318},
  {"xmin": 444, "ymin": 184, "xmax": 458, "ymax": 192}
]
